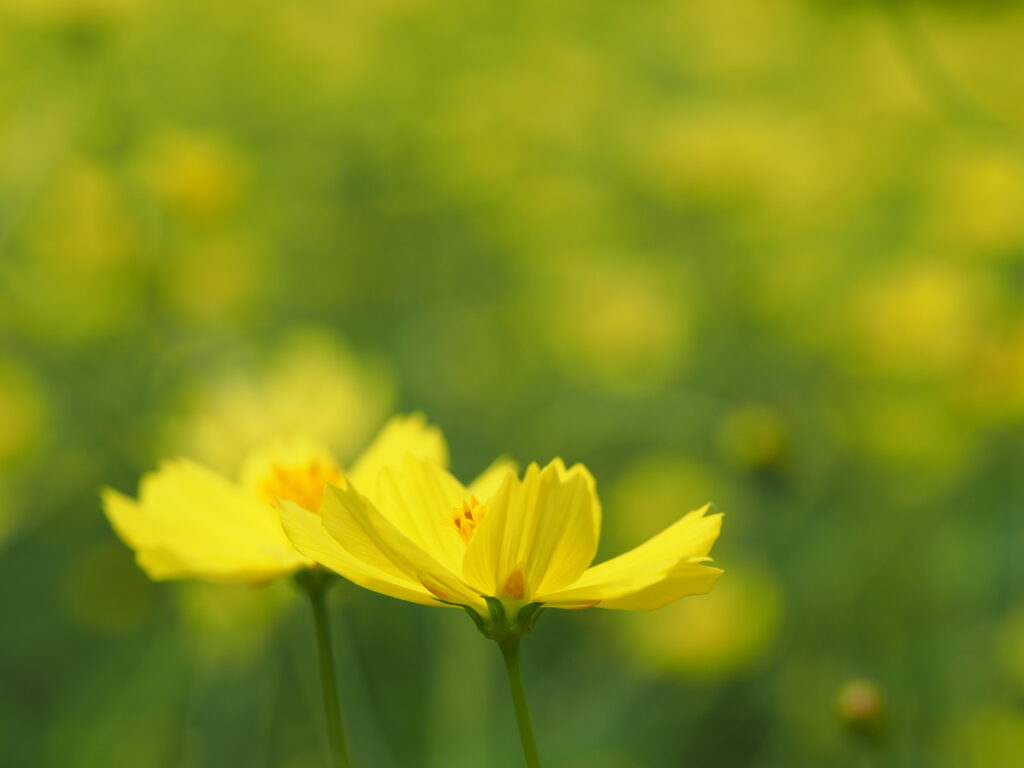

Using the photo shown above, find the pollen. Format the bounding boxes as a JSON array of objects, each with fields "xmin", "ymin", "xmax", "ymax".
[
  {"xmin": 451, "ymin": 496, "xmax": 486, "ymax": 544},
  {"xmin": 259, "ymin": 459, "xmax": 343, "ymax": 514}
]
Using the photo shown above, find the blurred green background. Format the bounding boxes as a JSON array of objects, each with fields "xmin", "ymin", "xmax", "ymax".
[{"xmin": 1, "ymin": 0, "xmax": 1023, "ymax": 765}]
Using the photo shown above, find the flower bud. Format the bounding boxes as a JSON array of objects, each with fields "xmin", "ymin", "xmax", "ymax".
[{"xmin": 836, "ymin": 679, "xmax": 885, "ymax": 735}]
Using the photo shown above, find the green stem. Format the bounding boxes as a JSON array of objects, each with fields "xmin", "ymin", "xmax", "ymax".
[
  {"xmin": 497, "ymin": 637, "xmax": 542, "ymax": 768},
  {"xmin": 301, "ymin": 574, "xmax": 352, "ymax": 768}
]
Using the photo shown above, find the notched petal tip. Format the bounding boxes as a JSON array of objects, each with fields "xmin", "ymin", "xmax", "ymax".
[{"xmin": 546, "ymin": 457, "xmax": 595, "ymax": 484}]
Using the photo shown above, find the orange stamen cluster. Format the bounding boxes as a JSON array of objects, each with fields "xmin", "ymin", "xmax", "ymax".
[
  {"xmin": 451, "ymin": 496, "xmax": 485, "ymax": 544},
  {"xmin": 259, "ymin": 459, "xmax": 343, "ymax": 514}
]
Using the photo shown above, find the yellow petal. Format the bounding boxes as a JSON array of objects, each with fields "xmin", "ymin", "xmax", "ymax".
[
  {"xmin": 347, "ymin": 413, "xmax": 449, "ymax": 496},
  {"xmin": 552, "ymin": 458, "xmax": 602, "ymax": 539},
  {"xmin": 595, "ymin": 563, "xmax": 723, "ymax": 610},
  {"xmin": 130, "ymin": 544, "xmax": 291, "ymax": 583},
  {"xmin": 462, "ymin": 459, "xmax": 600, "ymax": 603},
  {"xmin": 319, "ymin": 479, "xmax": 482, "ymax": 609},
  {"xmin": 537, "ymin": 505, "xmax": 723, "ymax": 610},
  {"xmin": 597, "ymin": 504, "xmax": 722, "ymax": 568},
  {"xmin": 372, "ymin": 455, "xmax": 469, "ymax": 571},
  {"xmin": 278, "ymin": 500, "xmax": 438, "ymax": 606},
  {"xmin": 132, "ymin": 545, "xmax": 196, "ymax": 579},
  {"xmin": 102, "ymin": 460, "xmax": 309, "ymax": 582},
  {"xmin": 103, "ymin": 487, "xmax": 157, "ymax": 550}
]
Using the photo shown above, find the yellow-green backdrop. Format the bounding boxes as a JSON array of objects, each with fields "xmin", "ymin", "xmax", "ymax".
[{"xmin": 1, "ymin": 0, "xmax": 1022, "ymax": 765}]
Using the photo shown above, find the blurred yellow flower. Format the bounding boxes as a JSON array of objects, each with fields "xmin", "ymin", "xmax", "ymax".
[
  {"xmin": 30, "ymin": 159, "xmax": 136, "ymax": 270},
  {"xmin": 165, "ymin": 328, "xmax": 394, "ymax": 475},
  {"xmin": 621, "ymin": 565, "xmax": 780, "ymax": 681},
  {"xmin": 640, "ymin": 107, "xmax": 836, "ymax": 226},
  {"xmin": 544, "ymin": 260, "xmax": 690, "ymax": 392},
  {"xmin": 0, "ymin": 358, "xmax": 48, "ymax": 466},
  {"xmin": 841, "ymin": 394, "xmax": 975, "ymax": 492},
  {"xmin": 103, "ymin": 414, "xmax": 446, "ymax": 583},
  {"xmin": 931, "ymin": 149, "xmax": 1024, "ymax": 255},
  {"xmin": 849, "ymin": 262, "xmax": 985, "ymax": 376},
  {"xmin": 643, "ymin": 109, "xmax": 779, "ymax": 208},
  {"xmin": 281, "ymin": 456, "xmax": 722, "ymax": 615},
  {"xmin": 140, "ymin": 131, "xmax": 244, "ymax": 222}
]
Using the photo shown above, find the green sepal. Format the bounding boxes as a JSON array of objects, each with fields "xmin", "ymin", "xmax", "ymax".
[
  {"xmin": 516, "ymin": 602, "xmax": 545, "ymax": 633},
  {"xmin": 485, "ymin": 596, "xmax": 508, "ymax": 625},
  {"xmin": 434, "ymin": 595, "xmax": 546, "ymax": 641}
]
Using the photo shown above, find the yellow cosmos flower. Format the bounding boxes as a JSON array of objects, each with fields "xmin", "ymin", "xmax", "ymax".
[
  {"xmin": 101, "ymin": 414, "xmax": 447, "ymax": 583},
  {"xmin": 282, "ymin": 453, "xmax": 722, "ymax": 767},
  {"xmin": 279, "ymin": 454, "xmax": 723, "ymax": 617}
]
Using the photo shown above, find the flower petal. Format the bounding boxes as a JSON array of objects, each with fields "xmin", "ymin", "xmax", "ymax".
[
  {"xmin": 593, "ymin": 563, "xmax": 723, "ymax": 609},
  {"xmin": 551, "ymin": 458, "xmax": 601, "ymax": 538},
  {"xmin": 371, "ymin": 456, "xmax": 469, "ymax": 571},
  {"xmin": 462, "ymin": 459, "xmax": 600, "ymax": 602},
  {"xmin": 278, "ymin": 500, "xmax": 438, "ymax": 606},
  {"xmin": 537, "ymin": 504, "xmax": 723, "ymax": 610},
  {"xmin": 129, "ymin": 544, "xmax": 293, "ymax": 583},
  {"xmin": 347, "ymin": 413, "xmax": 448, "ymax": 497},
  {"xmin": 102, "ymin": 459, "xmax": 308, "ymax": 581},
  {"xmin": 320, "ymin": 478, "xmax": 482, "ymax": 609}
]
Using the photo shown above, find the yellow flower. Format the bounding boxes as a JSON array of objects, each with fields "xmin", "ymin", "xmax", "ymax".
[
  {"xmin": 164, "ymin": 328, "xmax": 394, "ymax": 475},
  {"xmin": 102, "ymin": 414, "xmax": 446, "ymax": 583},
  {"xmin": 280, "ymin": 455, "xmax": 722, "ymax": 618},
  {"xmin": 620, "ymin": 565, "xmax": 781, "ymax": 681},
  {"xmin": 139, "ymin": 130, "xmax": 244, "ymax": 222}
]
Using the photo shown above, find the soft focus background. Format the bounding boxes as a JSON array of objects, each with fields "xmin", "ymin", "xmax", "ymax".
[{"xmin": 1, "ymin": 0, "xmax": 1022, "ymax": 766}]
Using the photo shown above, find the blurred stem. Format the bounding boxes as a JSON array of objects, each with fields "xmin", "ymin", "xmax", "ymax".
[
  {"xmin": 298, "ymin": 570, "xmax": 352, "ymax": 768},
  {"xmin": 497, "ymin": 637, "xmax": 542, "ymax": 768}
]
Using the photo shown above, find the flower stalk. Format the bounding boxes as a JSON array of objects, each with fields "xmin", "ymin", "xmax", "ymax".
[
  {"xmin": 296, "ymin": 569, "xmax": 352, "ymax": 768},
  {"xmin": 465, "ymin": 598, "xmax": 545, "ymax": 767},
  {"xmin": 497, "ymin": 636, "xmax": 541, "ymax": 768}
]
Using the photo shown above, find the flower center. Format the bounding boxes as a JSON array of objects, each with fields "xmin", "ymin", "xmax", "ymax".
[
  {"xmin": 451, "ymin": 496, "xmax": 485, "ymax": 544},
  {"xmin": 259, "ymin": 459, "xmax": 343, "ymax": 514}
]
